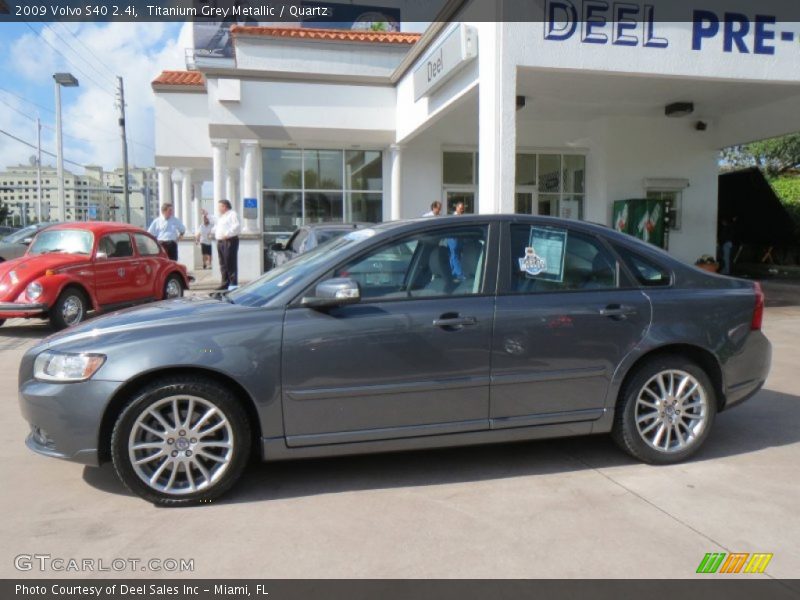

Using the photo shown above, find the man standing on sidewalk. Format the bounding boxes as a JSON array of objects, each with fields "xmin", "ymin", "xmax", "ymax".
[
  {"xmin": 147, "ymin": 203, "xmax": 185, "ymax": 260},
  {"xmin": 214, "ymin": 199, "xmax": 242, "ymax": 290}
]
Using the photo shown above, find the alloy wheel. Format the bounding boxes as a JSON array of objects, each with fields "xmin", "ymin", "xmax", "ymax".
[
  {"xmin": 634, "ymin": 369, "xmax": 709, "ymax": 453},
  {"xmin": 128, "ymin": 395, "xmax": 234, "ymax": 495}
]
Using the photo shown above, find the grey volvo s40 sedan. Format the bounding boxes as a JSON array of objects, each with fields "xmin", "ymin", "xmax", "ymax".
[{"xmin": 18, "ymin": 215, "xmax": 771, "ymax": 505}]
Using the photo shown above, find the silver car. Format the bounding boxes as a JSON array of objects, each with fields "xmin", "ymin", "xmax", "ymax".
[
  {"xmin": 18, "ymin": 215, "xmax": 771, "ymax": 505},
  {"xmin": 0, "ymin": 222, "xmax": 58, "ymax": 262}
]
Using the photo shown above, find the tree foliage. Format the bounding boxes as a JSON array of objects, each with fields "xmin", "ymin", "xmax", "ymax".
[{"xmin": 722, "ymin": 133, "xmax": 800, "ymax": 176}]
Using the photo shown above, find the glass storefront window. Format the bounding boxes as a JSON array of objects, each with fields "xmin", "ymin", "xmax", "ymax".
[
  {"xmin": 346, "ymin": 150, "xmax": 383, "ymax": 191},
  {"xmin": 264, "ymin": 191, "xmax": 302, "ymax": 233},
  {"xmin": 303, "ymin": 150, "xmax": 343, "ymax": 190},
  {"xmin": 516, "ymin": 154, "xmax": 537, "ymax": 186},
  {"xmin": 264, "ymin": 148, "xmax": 383, "ymax": 232},
  {"xmin": 563, "ymin": 155, "xmax": 585, "ymax": 194},
  {"xmin": 263, "ymin": 149, "xmax": 302, "ymax": 189},
  {"xmin": 538, "ymin": 155, "xmax": 561, "ymax": 194},
  {"xmin": 346, "ymin": 192, "xmax": 383, "ymax": 223},
  {"xmin": 443, "ymin": 152, "xmax": 474, "ymax": 185}
]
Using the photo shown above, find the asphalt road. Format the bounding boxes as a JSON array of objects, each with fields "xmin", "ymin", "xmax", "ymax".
[{"xmin": 0, "ymin": 303, "xmax": 798, "ymax": 580}]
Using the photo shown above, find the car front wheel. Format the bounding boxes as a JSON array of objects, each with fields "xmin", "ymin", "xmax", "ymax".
[
  {"xmin": 163, "ymin": 274, "xmax": 183, "ymax": 299},
  {"xmin": 612, "ymin": 356, "xmax": 717, "ymax": 464},
  {"xmin": 111, "ymin": 377, "xmax": 251, "ymax": 506},
  {"xmin": 50, "ymin": 287, "xmax": 88, "ymax": 330}
]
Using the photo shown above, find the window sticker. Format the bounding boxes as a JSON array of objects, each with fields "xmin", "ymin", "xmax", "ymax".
[{"xmin": 519, "ymin": 226, "xmax": 567, "ymax": 281}]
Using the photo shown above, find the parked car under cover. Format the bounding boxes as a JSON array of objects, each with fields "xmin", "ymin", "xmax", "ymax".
[
  {"xmin": 0, "ymin": 221, "xmax": 191, "ymax": 330},
  {"xmin": 18, "ymin": 215, "xmax": 770, "ymax": 505},
  {"xmin": 265, "ymin": 222, "xmax": 371, "ymax": 271},
  {"xmin": 0, "ymin": 222, "xmax": 59, "ymax": 262}
]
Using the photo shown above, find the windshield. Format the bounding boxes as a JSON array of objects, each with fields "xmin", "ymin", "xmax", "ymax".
[
  {"xmin": 227, "ymin": 228, "xmax": 378, "ymax": 307},
  {"xmin": 3, "ymin": 224, "xmax": 41, "ymax": 244},
  {"xmin": 28, "ymin": 229, "xmax": 93, "ymax": 255}
]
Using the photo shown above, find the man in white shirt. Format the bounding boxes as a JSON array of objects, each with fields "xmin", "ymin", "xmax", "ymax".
[
  {"xmin": 422, "ymin": 200, "xmax": 442, "ymax": 217},
  {"xmin": 147, "ymin": 203, "xmax": 186, "ymax": 260},
  {"xmin": 214, "ymin": 199, "xmax": 242, "ymax": 290}
]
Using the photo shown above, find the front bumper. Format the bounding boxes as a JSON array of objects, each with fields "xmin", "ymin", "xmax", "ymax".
[
  {"xmin": 18, "ymin": 378, "xmax": 124, "ymax": 467},
  {"xmin": 0, "ymin": 301, "xmax": 46, "ymax": 318}
]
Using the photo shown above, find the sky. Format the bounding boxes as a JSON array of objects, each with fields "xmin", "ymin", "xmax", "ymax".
[{"xmin": 0, "ymin": 21, "xmax": 191, "ymax": 174}]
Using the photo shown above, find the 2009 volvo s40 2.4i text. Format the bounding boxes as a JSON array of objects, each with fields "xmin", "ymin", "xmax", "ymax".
[{"xmin": 18, "ymin": 215, "xmax": 771, "ymax": 505}]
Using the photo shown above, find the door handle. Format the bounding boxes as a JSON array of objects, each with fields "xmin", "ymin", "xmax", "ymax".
[
  {"xmin": 599, "ymin": 304, "xmax": 636, "ymax": 320},
  {"xmin": 433, "ymin": 316, "xmax": 477, "ymax": 329}
]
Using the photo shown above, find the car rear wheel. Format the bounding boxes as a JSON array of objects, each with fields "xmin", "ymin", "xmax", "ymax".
[
  {"xmin": 50, "ymin": 287, "xmax": 88, "ymax": 330},
  {"xmin": 111, "ymin": 377, "xmax": 251, "ymax": 506},
  {"xmin": 163, "ymin": 274, "xmax": 184, "ymax": 299},
  {"xmin": 612, "ymin": 356, "xmax": 717, "ymax": 464}
]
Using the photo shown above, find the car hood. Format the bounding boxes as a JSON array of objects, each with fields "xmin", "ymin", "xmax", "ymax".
[
  {"xmin": 39, "ymin": 295, "xmax": 274, "ymax": 350},
  {"xmin": 0, "ymin": 253, "xmax": 90, "ymax": 298}
]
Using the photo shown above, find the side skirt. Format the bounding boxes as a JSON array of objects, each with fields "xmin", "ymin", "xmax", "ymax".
[{"xmin": 261, "ymin": 420, "xmax": 598, "ymax": 462}]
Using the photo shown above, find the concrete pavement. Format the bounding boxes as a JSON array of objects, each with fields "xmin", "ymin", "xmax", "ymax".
[{"xmin": 0, "ymin": 305, "xmax": 797, "ymax": 580}]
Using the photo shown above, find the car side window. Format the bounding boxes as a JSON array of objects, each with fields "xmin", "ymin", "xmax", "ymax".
[
  {"xmin": 100, "ymin": 233, "xmax": 134, "ymax": 258},
  {"xmin": 509, "ymin": 224, "xmax": 617, "ymax": 293},
  {"xmin": 134, "ymin": 233, "xmax": 161, "ymax": 256},
  {"xmin": 334, "ymin": 225, "xmax": 488, "ymax": 300},
  {"xmin": 613, "ymin": 244, "xmax": 672, "ymax": 287}
]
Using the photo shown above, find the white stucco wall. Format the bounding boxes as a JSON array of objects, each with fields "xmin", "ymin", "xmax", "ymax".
[
  {"xmin": 206, "ymin": 78, "xmax": 396, "ymax": 144},
  {"xmin": 154, "ymin": 93, "xmax": 212, "ymax": 159}
]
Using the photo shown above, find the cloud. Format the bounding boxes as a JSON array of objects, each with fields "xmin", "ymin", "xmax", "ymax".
[{"xmin": 7, "ymin": 22, "xmax": 191, "ymax": 172}]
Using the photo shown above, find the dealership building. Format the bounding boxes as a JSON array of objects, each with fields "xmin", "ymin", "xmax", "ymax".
[{"xmin": 152, "ymin": 1, "xmax": 800, "ymax": 279}]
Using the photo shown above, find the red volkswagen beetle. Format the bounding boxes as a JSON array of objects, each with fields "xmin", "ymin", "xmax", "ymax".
[{"xmin": 0, "ymin": 222, "xmax": 191, "ymax": 330}]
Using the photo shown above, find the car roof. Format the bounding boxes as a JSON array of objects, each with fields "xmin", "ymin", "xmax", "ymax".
[
  {"xmin": 46, "ymin": 221, "xmax": 145, "ymax": 235},
  {"xmin": 304, "ymin": 222, "xmax": 372, "ymax": 231}
]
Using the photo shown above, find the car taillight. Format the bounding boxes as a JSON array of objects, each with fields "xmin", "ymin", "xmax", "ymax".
[{"xmin": 751, "ymin": 282, "xmax": 764, "ymax": 331}]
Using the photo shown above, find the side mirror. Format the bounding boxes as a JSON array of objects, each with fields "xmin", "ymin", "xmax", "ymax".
[
  {"xmin": 95, "ymin": 251, "xmax": 108, "ymax": 260},
  {"xmin": 301, "ymin": 277, "xmax": 361, "ymax": 308},
  {"xmin": 270, "ymin": 242, "xmax": 284, "ymax": 251}
]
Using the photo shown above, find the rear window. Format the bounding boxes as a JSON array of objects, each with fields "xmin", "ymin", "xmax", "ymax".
[{"xmin": 613, "ymin": 244, "xmax": 672, "ymax": 287}]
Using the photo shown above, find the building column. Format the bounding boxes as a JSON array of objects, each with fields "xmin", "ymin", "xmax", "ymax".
[
  {"xmin": 171, "ymin": 169, "xmax": 182, "ymax": 219},
  {"xmin": 390, "ymin": 144, "xmax": 403, "ymax": 221},
  {"xmin": 156, "ymin": 167, "xmax": 172, "ymax": 213},
  {"xmin": 226, "ymin": 168, "xmax": 238, "ymax": 209},
  {"xmin": 181, "ymin": 169, "xmax": 192, "ymax": 231},
  {"xmin": 212, "ymin": 139, "xmax": 228, "ymax": 215},
  {"xmin": 191, "ymin": 183, "xmax": 200, "ymax": 232},
  {"xmin": 240, "ymin": 140, "xmax": 261, "ymax": 233},
  {"xmin": 477, "ymin": 22, "xmax": 517, "ymax": 214}
]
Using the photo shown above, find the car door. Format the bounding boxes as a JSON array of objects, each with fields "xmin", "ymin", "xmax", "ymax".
[
  {"xmin": 490, "ymin": 221, "xmax": 651, "ymax": 428},
  {"xmin": 93, "ymin": 232, "xmax": 141, "ymax": 306},
  {"xmin": 281, "ymin": 222, "xmax": 499, "ymax": 447},
  {"xmin": 132, "ymin": 233, "xmax": 163, "ymax": 299}
]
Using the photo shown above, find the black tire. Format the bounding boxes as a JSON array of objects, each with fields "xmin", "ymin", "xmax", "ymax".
[
  {"xmin": 0, "ymin": 319, "xmax": 5, "ymax": 327},
  {"xmin": 49, "ymin": 287, "xmax": 88, "ymax": 330},
  {"xmin": 612, "ymin": 355, "xmax": 717, "ymax": 464},
  {"xmin": 111, "ymin": 376, "xmax": 251, "ymax": 506},
  {"xmin": 163, "ymin": 274, "xmax": 184, "ymax": 299}
]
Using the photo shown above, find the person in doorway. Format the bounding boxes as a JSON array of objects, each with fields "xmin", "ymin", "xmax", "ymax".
[
  {"xmin": 195, "ymin": 210, "xmax": 214, "ymax": 270},
  {"xmin": 423, "ymin": 201, "xmax": 442, "ymax": 217},
  {"xmin": 447, "ymin": 201, "xmax": 466, "ymax": 280},
  {"xmin": 719, "ymin": 215, "xmax": 739, "ymax": 275},
  {"xmin": 214, "ymin": 199, "xmax": 242, "ymax": 290},
  {"xmin": 147, "ymin": 203, "xmax": 185, "ymax": 261}
]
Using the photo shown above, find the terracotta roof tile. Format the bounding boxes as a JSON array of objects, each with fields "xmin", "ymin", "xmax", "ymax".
[
  {"xmin": 230, "ymin": 25, "xmax": 421, "ymax": 45},
  {"xmin": 151, "ymin": 71, "xmax": 205, "ymax": 87}
]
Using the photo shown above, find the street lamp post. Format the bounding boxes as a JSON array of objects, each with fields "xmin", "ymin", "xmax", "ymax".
[{"xmin": 53, "ymin": 72, "xmax": 79, "ymax": 222}]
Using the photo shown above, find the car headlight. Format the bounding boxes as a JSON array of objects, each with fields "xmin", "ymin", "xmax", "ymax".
[
  {"xmin": 9, "ymin": 270, "xmax": 19, "ymax": 285},
  {"xmin": 26, "ymin": 281, "xmax": 43, "ymax": 300},
  {"xmin": 34, "ymin": 351, "xmax": 106, "ymax": 383}
]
